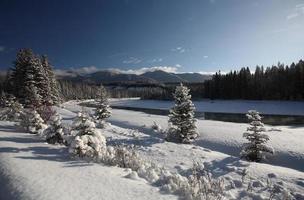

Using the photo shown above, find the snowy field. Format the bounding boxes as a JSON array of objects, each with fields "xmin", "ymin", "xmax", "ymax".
[
  {"xmin": 109, "ymin": 98, "xmax": 304, "ymax": 116},
  {"xmin": 1, "ymin": 100, "xmax": 304, "ymax": 199},
  {"xmin": 0, "ymin": 121, "xmax": 176, "ymax": 200}
]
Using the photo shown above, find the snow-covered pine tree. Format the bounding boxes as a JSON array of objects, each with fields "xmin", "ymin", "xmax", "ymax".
[
  {"xmin": 35, "ymin": 56, "xmax": 52, "ymax": 106},
  {"xmin": 166, "ymin": 83, "xmax": 198, "ymax": 143},
  {"xmin": 241, "ymin": 110, "xmax": 274, "ymax": 162},
  {"xmin": 24, "ymin": 72, "xmax": 42, "ymax": 107},
  {"xmin": 0, "ymin": 95, "xmax": 24, "ymax": 121},
  {"xmin": 0, "ymin": 90, "xmax": 7, "ymax": 107},
  {"xmin": 94, "ymin": 84, "xmax": 111, "ymax": 123},
  {"xmin": 10, "ymin": 49, "xmax": 43, "ymax": 107},
  {"xmin": 69, "ymin": 112, "xmax": 106, "ymax": 159},
  {"xmin": 41, "ymin": 55, "xmax": 61, "ymax": 105},
  {"xmin": 27, "ymin": 109, "xmax": 47, "ymax": 134},
  {"xmin": 10, "ymin": 49, "xmax": 60, "ymax": 108},
  {"xmin": 44, "ymin": 112, "xmax": 64, "ymax": 144}
]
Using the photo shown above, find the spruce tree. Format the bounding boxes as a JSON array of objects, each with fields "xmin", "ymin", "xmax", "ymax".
[
  {"xmin": 94, "ymin": 84, "xmax": 111, "ymax": 123},
  {"xmin": 241, "ymin": 110, "xmax": 274, "ymax": 162},
  {"xmin": 24, "ymin": 72, "xmax": 42, "ymax": 107},
  {"xmin": 69, "ymin": 112, "xmax": 106, "ymax": 158},
  {"xmin": 41, "ymin": 55, "xmax": 61, "ymax": 105},
  {"xmin": 10, "ymin": 49, "xmax": 42, "ymax": 107},
  {"xmin": 0, "ymin": 95, "xmax": 24, "ymax": 121},
  {"xmin": 0, "ymin": 91, "xmax": 7, "ymax": 107},
  {"xmin": 167, "ymin": 83, "xmax": 198, "ymax": 143},
  {"xmin": 27, "ymin": 110, "xmax": 47, "ymax": 134},
  {"xmin": 10, "ymin": 49, "xmax": 60, "ymax": 107},
  {"xmin": 36, "ymin": 56, "xmax": 52, "ymax": 105},
  {"xmin": 44, "ymin": 112, "xmax": 64, "ymax": 144}
]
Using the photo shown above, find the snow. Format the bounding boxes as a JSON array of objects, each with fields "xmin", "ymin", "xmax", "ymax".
[
  {"xmin": 0, "ymin": 121, "xmax": 176, "ymax": 200},
  {"xmin": 1, "ymin": 100, "xmax": 304, "ymax": 199},
  {"xmin": 109, "ymin": 98, "xmax": 304, "ymax": 116}
]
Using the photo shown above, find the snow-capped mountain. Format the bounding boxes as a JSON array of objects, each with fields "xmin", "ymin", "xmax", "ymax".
[{"xmin": 56, "ymin": 69, "xmax": 211, "ymax": 84}]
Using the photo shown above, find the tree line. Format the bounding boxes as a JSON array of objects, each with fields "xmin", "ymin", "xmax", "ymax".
[{"xmin": 204, "ymin": 61, "xmax": 304, "ymax": 100}]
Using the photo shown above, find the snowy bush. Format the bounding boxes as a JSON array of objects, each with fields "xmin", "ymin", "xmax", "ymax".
[
  {"xmin": 241, "ymin": 110, "xmax": 274, "ymax": 162},
  {"xmin": 94, "ymin": 84, "xmax": 111, "ymax": 125},
  {"xmin": 99, "ymin": 144, "xmax": 225, "ymax": 200},
  {"xmin": 0, "ymin": 95, "xmax": 24, "ymax": 121},
  {"xmin": 101, "ymin": 145, "xmax": 144, "ymax": 171},
  {"xmin": 26, "ymin": 109, "xmax": 48, "ymax": 134},
  {"xmin": 44, "ymin": 112, "xmax": 65, "ymax": 144},
  {"xmin": 151, "ymin": 121, "xmax": 162, "ymax": 133},
  {"xmin": 37, "ymin": 105, "xmax": 56, "ymax": 122},
  {"xmin": 187, "ymin": 162, "xmax": 225, "ymax": 200},
  {"xmin": 166, "ymin": 83, "xmax": 198, "ymax": 143},
  {"xmin": 68, "ymin": 112, "xmax": 107, "ymax": 159}
]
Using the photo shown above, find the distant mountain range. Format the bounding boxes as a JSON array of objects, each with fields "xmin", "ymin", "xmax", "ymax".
[{"xmin": 56, "ymin": 70, "xmax": 212, "ymax": 84}]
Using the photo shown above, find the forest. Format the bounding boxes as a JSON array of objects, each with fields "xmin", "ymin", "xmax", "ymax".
[{"xmin": 204, "ymin": 61, "xmax": 304, "ymax": 100}]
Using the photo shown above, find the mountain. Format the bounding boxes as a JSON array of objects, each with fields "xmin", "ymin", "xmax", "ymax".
[
  {"xmin": 141, "ymin": 71, "xmax": 211, "ymax": 83},
  {"xmin": 57, "ymin": 69, "xmax": 212, "ymax": 84},
  {"xmin": 177, "ymin": 73, "xmax": 211, "ymax": 82},
  {"xmin": 140, "ymin": 70, "xmax": 186, "ymax": 83},
  {"xmin": 57, "ymin": 70, "xmax": 157, "ymax": 84},
  {"xmin": 85, "ymin": 71, "xmax": 156, "ymax": 84}
]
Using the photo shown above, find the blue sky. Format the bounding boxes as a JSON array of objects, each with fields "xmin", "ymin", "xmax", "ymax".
[{"xmin": 0, "ymin": 0, "xmax": 304, "ymax": 74}]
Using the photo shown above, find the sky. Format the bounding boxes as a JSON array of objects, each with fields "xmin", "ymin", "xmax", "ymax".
[{"xmin": 0, "ymin": 0, "xmax": 304, "ymax": 74}]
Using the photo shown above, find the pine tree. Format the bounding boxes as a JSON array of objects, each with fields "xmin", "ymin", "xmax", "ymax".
[
  {"xmin": 241, "ymin": 110, "xmax": 274, "ymax": 162},
  {"xmin": 10, "ymin": 49, "xmax": 60, "ymax": 108},
  {"xmin": 36, "ymin": 56, "xmax": 52, "ymax": 105},
  {"xmin": 94, "ymin": 84, "xmax": 111, "ymax": 123},
  {"xmin": 41, "ymin": 55, "xmax": 61, "ymax": 105},
  {"xmin": 27, "ymin": 110, "xmax": 47, "ymax": 134},
  {"xmin": 24, "ymin": 72, "xmax": 42, "ymax": 107},
  {"xmin": 167, "ymin": 83, "xmax": 198, "ymax": 143},
  {"xmin": 10, "ymin": 49, "xmax": 42, "ymax": 107},
  {"xmin": 0, "ymin": 95, "xmax": 24, "ymax": 121},
  {"xmin": 44, "ymin": 112, "xmax": 64, "ymax": 144},
  {"xmin": 0, "ymin": 91, "xmax": 7, "ymax": 107},
  {"xmin": 69, "ymin": 112, "xmax": 106, "ymax": 158}
]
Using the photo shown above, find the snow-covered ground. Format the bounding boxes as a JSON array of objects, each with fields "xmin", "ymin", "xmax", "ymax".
[
  {"xmin": 109, "ymin": 98, "xmax": 304, "ymax": 116},
  {"xmin": 61, "ymin": 101, "xmax": 304, "ymax": 198},
  {"xmin": 63, "ymin": 101, "xmax": 304, "ymax": 172},
  {"xmin": 1, "ymin": 100, "xmax": 304, "ymax": 199},
  {"xmin": 0, "ymin": 121, "xmax": 176, "ymax": 200}
]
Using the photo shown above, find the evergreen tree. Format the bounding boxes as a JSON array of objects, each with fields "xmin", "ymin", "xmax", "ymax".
[
  {"xmin": 41, "ymin": 55, "xmax": 61, "ymax": 105},
  {"xmin": 94, "ymin": 84, "xmax": 111, "ymax": 123},
  {"xmin": 24, "ymin": 72, "xmax": 42, "ymax": 107},
  {"xmin": 167, "ymin": 83, "xmax": 198, "ymax": 143},
  {"xmin": 69, "ymin": 112, "xmax": 106, "ymax": 158},
  {"xmin": 27, "ymin": 110, "xmax": 47, "ymax": 134},
  {"xmin": 36, "ymin": 56, "xmax": 52, "ymax": 105},
  {"xmin": 10, "ymin": 49, "xmax": 60, "ymax": 107},
  {"xmin": 0, "ymin": 95, "xmax": 24, "ymax": 121},
  {"xmin": 0, "ymin": 91, "xmax": 7, "ymax": 107},
  {"xmin": 10, "ymin": 49, "xmax": 42, "ymax": 107},
  {"xmin": 44, "ymin": 112, "xmax": 64, "ymax": 144},
  {"xmin": 241, "ymin": 110, "xmax": 274, "ymax": 162}
]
